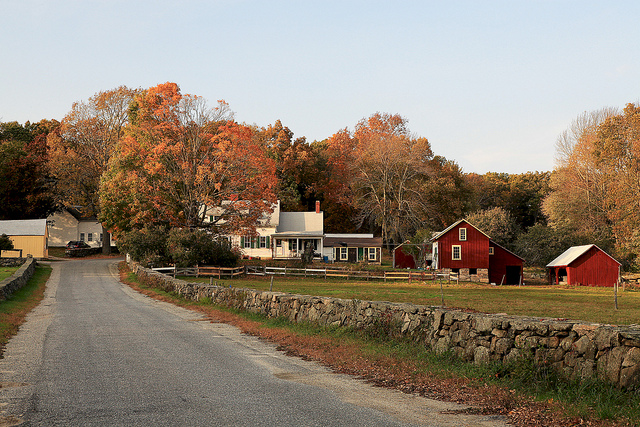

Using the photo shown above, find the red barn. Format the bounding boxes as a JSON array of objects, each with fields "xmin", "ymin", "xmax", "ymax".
[
  {"xmin": 432, "ymin": 220, "xmax": 490, "ymax": 282},
  {"xmin": 432, "ymin": 219, "xmax": 524, "ymax": 284},
  {"xmin": 547, "ymin": 245, "xmax": 621, "ymax": 287}
]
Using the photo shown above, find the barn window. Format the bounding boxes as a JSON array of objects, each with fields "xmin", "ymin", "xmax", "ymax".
[
  {"xmin": 452, "ymin": 245, "xmax": 461, "ymax": 260},
  {"xmin": 489, "ymin": 247, "xmax": 494, "ymax": 255},
  {"xmin": 459, "ymin": 228, "xmax": 467, "ymax": 241},
  {"xmin": 469, "ymin": 268, "xmax": 477, "ymax": 275}
]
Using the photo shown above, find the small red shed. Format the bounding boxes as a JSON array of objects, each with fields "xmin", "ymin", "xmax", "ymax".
[{"xmin": 547, "ymin": 245, "xmax": 621, "ymax": 287}]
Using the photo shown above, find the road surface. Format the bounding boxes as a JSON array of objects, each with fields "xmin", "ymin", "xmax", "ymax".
[{"xmin": 0, "ymin": 259, "xmax": 509, "ymax": 426}]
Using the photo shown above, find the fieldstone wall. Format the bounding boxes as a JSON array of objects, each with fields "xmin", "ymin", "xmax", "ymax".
[
  {"xmin": 129, "ymin": 262, "xmax": 640, "ymax": 388},
  {"xmin": 0, "ymin": 257, "xmax": 36, "ymax": 300}
]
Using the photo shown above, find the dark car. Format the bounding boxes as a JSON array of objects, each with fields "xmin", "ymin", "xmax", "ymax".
[{"xmin": 66, "ymin": 241, "xmax": 91, "ymax": 249}]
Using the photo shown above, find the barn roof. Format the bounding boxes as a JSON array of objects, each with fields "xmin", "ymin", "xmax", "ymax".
[
  {"xmin": 0, "ymin": 219, "xmax": 47, "ymax": 236},
  {"xmin": 431, "ymin": 219, "xmax": 491, "ymax": 241},
  {"xmin": 546, "ymin": 244, "xmax": 621, "ymax": 268}
]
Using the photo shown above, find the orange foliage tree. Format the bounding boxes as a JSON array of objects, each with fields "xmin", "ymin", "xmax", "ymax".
[
  {"xmin": 99, "ymin": 83, "xmax": 277, "ymax": 237},
  {"xmin": 324, "ymin": 113, "xmax": 463, "ymax": 247},
  {"xmin": 48, "ymin": 85, "xmax": 139, "ymax": 253}
]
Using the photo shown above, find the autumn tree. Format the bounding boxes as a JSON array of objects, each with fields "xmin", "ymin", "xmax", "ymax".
[
  {"xmin": 591, "ymin": 103, "xmax": 640, "ymax": 266},
  {"xmin": 0, "ymin": 120, "xmax": 58, "ymax": 220},
  {"xmin": 542, "ymin": 108, "xmax": 618, "ymax": 253},
  {"xmin": 100, "ymin": 82, "xmax": 277, "ymax": 237},
  {"xmin": 253, "ymin": 120, "xmax": 326, "ymax": 212},
  {"xmin": 324, "ymin": 113, "xmax": 466, "ymax": 247},
  {"xmin": 466, "ymin": 171, "xmax": 550, "ymax": 231},
  {"xmin": 466, "ymin": 207, "xmax": 519, "ymax": 248},
  {"xmin": 48, "ymin": 86, "xmax": 139, "ymax": 253}
]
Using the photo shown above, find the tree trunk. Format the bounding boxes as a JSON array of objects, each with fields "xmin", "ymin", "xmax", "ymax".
[{"xmin": 101, "ymin": 224, "xmax": 111, "ymax": 255}]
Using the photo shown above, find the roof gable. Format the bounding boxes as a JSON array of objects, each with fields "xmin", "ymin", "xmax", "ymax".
[{"xmin": 431, "ymin": 219, "xmax": 491, "ymax": 241}]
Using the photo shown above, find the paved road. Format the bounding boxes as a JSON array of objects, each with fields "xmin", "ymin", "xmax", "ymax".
[{"xmin": 0, "ymin": 259, "xmax": 509, "ymax": 426}]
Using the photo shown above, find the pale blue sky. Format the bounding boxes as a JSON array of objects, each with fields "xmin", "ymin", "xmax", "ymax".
[{"xmin": 1, "ymin": 0, "xmax": 638, "ymax": 174}]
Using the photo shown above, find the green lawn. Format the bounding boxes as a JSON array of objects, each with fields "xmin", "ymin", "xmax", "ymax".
[
  {"xmin": 0, "ymin": 267, "xmax": 20, "ymax": 282},
  {"xmin": 184, "ymin": 275, "xmax": 640, "ymax": 325}
]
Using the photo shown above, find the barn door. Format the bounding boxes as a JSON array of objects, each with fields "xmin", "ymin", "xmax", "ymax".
[{"xmin": 505, "ymin": 266, "xmax": 521, "ymax": 285}]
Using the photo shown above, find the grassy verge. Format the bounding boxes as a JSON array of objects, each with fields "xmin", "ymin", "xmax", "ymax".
[
  {"xmin": 124, "ymin": 263, "xmax": 638, "ymax": 426},
  {"xmin": 0, "ymin": 267, "xmax": 20, "ymax": 282},
  {"xmin": 183, "ymin": 275, "xmax": 640, "ymax": 325},
  {"xmin": 0, "ymin": 264, "xmax": 51, "ymax": 355}
]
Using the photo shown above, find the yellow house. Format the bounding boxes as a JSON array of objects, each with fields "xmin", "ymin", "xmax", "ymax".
[{"xmin": 0, "ymin": 219, "xmax": 49, "ymax": 258}]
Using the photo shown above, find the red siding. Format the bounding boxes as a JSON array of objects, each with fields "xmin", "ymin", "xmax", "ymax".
[
  {"xmin": 393, "ymin": 246, "xmax": 416, "ymax": 269},
  {"xmin": 489, "ymin": 243, "xmax": 524, "ymax": 285},
  {"xmin": 568, "ymin": 247, "xmax": 620, "ymax": 287},
  {"xmin": 436, "ymin": 222, "xmax": 489, "ymax": 269}
]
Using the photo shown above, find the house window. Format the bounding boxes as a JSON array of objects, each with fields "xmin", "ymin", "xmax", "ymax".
[
  {"xmin": 340, "ymin": 247, "xmax": 348, "ymax": 260},
  {"xmin": 80, "ymin": 233, "xmax": 85, "ymax": 241},
  {"xmin": 489, "ymin": 247, "xmax": 494, "ymax": 255},
  {"xmin": 452, "ymin": 245, "xmax": 461, "ymax": 260},
  {"xmin": 259, "ymin": 236, "xmax": 267, "ymax": 248},
  {"xmin": 368, "ymin": 248, "xmax": 377, "ymax": 261},
  {"xmin": 244, "ymin": 236, "xmax": 251, "ymax": 249},
  {"xmin": 100, "ymin": 233, "xmax": 103, "ymax": 242},
  {"xmin": 87, "ymin": 233, "xmax": 93, "ymax": 242},
  {"xmin": 459, "ymin": 228, "xmax": 467, "ymax": 241}
]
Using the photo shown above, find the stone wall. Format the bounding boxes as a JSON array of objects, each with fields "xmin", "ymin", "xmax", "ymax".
[
  {"xmin": 129, "ymin": 262, "xmax": 640, "ymax": 388},
  {"xmin": 0, "ymin": 257, "xmax": 36, "ymax": 300}
]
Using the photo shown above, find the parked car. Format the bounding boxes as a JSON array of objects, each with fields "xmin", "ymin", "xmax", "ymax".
[{"xmin": 66, "ymin": 241, "xmax": 91, "ymax": 249}]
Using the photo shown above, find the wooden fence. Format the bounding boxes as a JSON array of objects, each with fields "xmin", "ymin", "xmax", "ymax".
[{"xmin": 153, "ymin": 265, "xmax": 456, "ymax": 282}]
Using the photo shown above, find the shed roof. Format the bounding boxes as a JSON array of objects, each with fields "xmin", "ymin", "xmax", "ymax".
[
  {"xmin": 0, "ymin": 219, "xmax": 47, "ymax": 236},
  {"xmin": 324, "ymin": 235, "xmax": 383, "ymax": 248},
  {"xmin": 546, "ymin": 244, "xmax": 621, "ymax": 268}
]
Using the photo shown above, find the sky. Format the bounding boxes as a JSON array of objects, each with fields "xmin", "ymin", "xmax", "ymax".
[{"xmin": 1, "ymin": 0, "xmax": 639, "ymax": 174}]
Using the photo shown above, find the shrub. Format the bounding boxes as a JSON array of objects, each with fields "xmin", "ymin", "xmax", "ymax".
[
  {"xmin": 167, "ymin": 228, "xmax": 238, "ymax": 267},
  {"xmin": 0, "ymin": 234, "xmax": 13, "ymax": 251},
  {"xmin": 118, "ymin": 226, "xmax": 239, "ymax": 268}
]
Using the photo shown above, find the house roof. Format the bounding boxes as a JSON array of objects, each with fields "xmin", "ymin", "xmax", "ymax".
[
  {"xmin": 546, "ymin": 244, "xmax": 621, "ymax": 268},
  {"xmin": 0, "ymin": 219, "xmax": 47, "ymax": 236},
  {"xmin": 273, "ymin": 211, "xmax": 323, "ymax": 237},
  {"xmin": 324, "ymin": 234, "xmax": 383, "ymax": 248},
  {"xmin": 431, "ymin": 219, "xmax": 491, "ymax": 241}
]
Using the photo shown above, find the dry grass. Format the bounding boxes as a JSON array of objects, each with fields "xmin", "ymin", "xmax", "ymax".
[{"xmin": 0, "ymin": 265, "xmax": 51, "ymax": 355}]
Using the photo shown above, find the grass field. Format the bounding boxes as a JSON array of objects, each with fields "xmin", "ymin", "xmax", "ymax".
[
  {"xmin": 0, "ymin": 264, "xmax": 51, "ymax": 354},
  {"xmin": 184, "ymin": 275, "xmax": 640, "ymax": 325},
  {"xmin": 0, "ymin": 267, "xmax": 20, "ymax": 282}
]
